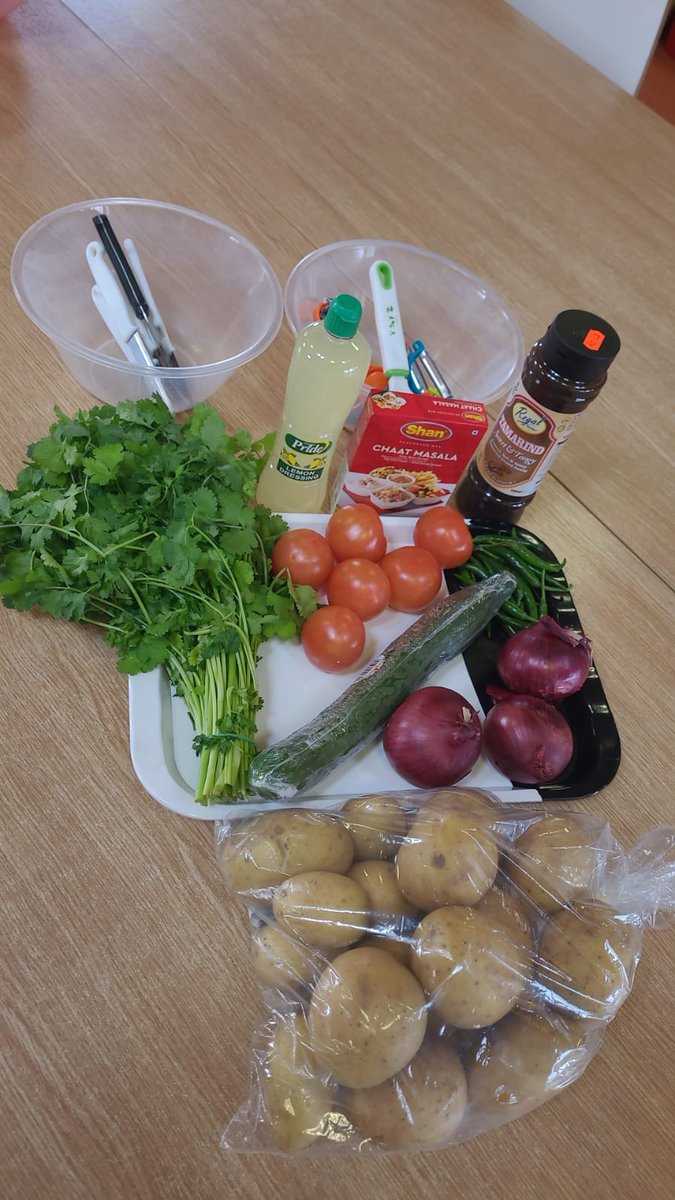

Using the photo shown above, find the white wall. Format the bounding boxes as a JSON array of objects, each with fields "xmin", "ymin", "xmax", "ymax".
[{"xmin": 506, "ymin": 0, "xmax": 670, "ymax": 94}]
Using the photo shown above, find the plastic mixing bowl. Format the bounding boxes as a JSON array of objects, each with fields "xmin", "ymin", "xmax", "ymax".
[
  {"xmin": 284, "ymin": 240, "xmax": 523, "ymax": 408},
  {"xmin": 11, "ymin": 198, "xmax": 283, "ymax": 412}
]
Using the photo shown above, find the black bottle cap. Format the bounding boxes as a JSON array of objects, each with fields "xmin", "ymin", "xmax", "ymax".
[{"xmin": 540, "ymin": 310, "xmax": 621, "ymax": 382}]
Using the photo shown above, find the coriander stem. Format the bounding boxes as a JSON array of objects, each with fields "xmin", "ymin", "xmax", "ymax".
[
  {"xmin": 118, "ymin": 571, "xmax": 151, "ymax": 622},
  {"xmin": 102, "ymin": 532, "xmax": 157, "ymax": 556},
  {"xmin": 0, "ymin": 520, "xmax": 104, "ymax": 556}
]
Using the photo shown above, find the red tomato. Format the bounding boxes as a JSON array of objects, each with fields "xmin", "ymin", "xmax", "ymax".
[
  {"xmin": 413, "ymin": 507, "xmax": 473, "ymax": 568},
  {"xmin": 380, "ymin": 547, "xmax": 442, "ymax": 613},
  {"xmin": 271, "ymin": 529, "xmax": 334, "ymax": 589},
  {"xmin": 326, "ymin": 559, "xmax": 391, "ymax": 621},
  {"xmin": 301, "ymin": 605, "xmax": 366, "ymax": 672},
  {"xmin": 326, "ymin": 505, "xmax": 387, "ymax": 563}
]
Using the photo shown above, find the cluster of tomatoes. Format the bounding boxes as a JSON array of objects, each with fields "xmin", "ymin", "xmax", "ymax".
[{"xmin": 271, "ymin": 504, "xmax": 474, "ymax": 673}]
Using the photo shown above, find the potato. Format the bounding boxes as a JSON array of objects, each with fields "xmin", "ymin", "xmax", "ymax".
[
  {"xmin": 396, "ymin": 807, "xmax": 498, "ymax": 909},
  {"xmin": 348, "ymin": 860, "xmax": 419, "ymax": 924},
  {"xmin": 309, "ymin": 947, "xmax": 427, "ymax": 1088},
  {"xmin": 476, "ymin": 885, "xmax": 535, "ymax": 958},
  {"xmin": 341, "ymin": 794, "xmax": 409, "ymax": 860},
  {"xmin": 252, "ymin": 923, "xmax": 324, "ymax": 992},
  {"xmin": 263, "ymin": 1011, "xmax": 335, "ymax": 1151},
  {"xmin": 425, "ymin": 1007, "xmax": 459, "ymax": 1040},
  {"xmin": 411, "ymin": 905, "xmax": 531, "ymax": 1028},
  {"xmin": 466, "ymin": 1010, "xmax": 593, "ymax": 1120},
  {"xmin": 358, "ymin": 932, "xmax": 412, "ymax": 967},
  {"xmin": 506, "ymin": 814, "xmax": 600, "ymax": 914},
  {"xmin": 344, "ymin": 1036, "xmax": 467, "ymax": 1148},
  {"xmin": 217, "ymin": 809, "xmax": 354, "ymax": 894},
  {"xmin": 426, "ymin": 788, "xmax": 497, "ymax": 815},
  {"xmin": 273, "ymin": 871, "xmax": 369, "ymax": 951},
  {"xmin": 537, "ymin": 902, "xmax": 639, "ymax": 1019}
]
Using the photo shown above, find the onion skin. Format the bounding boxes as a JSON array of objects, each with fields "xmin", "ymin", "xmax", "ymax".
[
  {"xmin": 483, "ymin": 695, "xmax": 573, "ymax": 785},
  {"xmin": 497, "ymin": 616, "xmax": 592, "ymax": 702},
  {"xmin": 383, "ymin": 686, "xmax": 482, "ymax": 788}
]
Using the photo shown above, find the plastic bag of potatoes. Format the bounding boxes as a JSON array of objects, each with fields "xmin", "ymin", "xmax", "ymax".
[{"xmin": 214, "ymin": 790, "xmax": 674, "ymax": 1154}]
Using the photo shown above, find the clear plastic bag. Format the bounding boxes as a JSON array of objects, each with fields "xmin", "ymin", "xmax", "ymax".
[{"xmin": 214, "ymin": 789, "xmax": 674, "ymax": 1154}]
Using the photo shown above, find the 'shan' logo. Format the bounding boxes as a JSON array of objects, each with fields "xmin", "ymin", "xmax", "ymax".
[{"xmin": 400, "ymin": 421, "xmax": 452, "ymax": 441}]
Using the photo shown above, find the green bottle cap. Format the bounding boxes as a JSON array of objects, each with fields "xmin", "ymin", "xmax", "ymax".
[{"xmin": 324, "ymin": 293, "xmax": 363, "ymax": 339}]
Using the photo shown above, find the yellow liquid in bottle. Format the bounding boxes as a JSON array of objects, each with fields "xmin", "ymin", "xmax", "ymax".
[{"xmin": 257, "ymin": 320, "xmax": 370, "ymax": 513}]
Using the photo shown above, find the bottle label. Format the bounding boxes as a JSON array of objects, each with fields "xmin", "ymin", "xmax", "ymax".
[
  {"xmin": 273, "ymin": 432, "xmax": 333, "ymax": 482},
  {"xmin": 475, "ymin": 382, "xmax": 578, "ymax": 497}
]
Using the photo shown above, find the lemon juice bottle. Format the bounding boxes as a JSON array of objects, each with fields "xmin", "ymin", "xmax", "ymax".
[{"xmin": 256, "ymin": 294, "xmax": 370, "ymax": 512}]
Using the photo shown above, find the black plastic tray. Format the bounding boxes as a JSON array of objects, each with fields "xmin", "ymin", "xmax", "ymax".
[{"xmin": 444, "ymin": 520, "xmax": 621, "ymax": 802}]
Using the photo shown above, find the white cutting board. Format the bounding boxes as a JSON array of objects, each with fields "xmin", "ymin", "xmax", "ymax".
[{"xmin": 128, "ymin": 515, "xmax": 540, "ymax": 818}]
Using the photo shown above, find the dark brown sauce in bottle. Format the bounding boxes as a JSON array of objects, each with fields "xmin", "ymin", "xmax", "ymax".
[{"xmin": 454, "ymin": 310, "xmax": 621, "ymax": 523}]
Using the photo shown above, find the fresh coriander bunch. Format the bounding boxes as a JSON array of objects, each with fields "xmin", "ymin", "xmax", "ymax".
[{"xmin": 0, "ymin": 397, "xmax": 315, "ymax": 802}]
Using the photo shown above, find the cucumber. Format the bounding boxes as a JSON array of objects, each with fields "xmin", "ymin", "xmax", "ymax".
[{"xmin": 249, "ymin": 571, "xmax": 516, "ymax": 801}]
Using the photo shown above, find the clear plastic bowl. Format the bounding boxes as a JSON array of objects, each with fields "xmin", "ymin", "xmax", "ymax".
[
  {"xmin": 284, "ymin": 240, "xmax": 523, "ymax": 408},
  {"xmin": 11, "ymin": 198, "xmax": 283, "ymax": 412}
]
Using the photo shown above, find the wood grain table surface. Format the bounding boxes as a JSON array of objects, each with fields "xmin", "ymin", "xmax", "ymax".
[{"xmin": 0, "ymin": 1, "xmax": 673, "ymax": 1197}]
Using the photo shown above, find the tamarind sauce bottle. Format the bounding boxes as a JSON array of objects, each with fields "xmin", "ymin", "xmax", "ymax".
[{"xmin": 453, "ymin": 310, "xmax": 621, "ymax": 523}]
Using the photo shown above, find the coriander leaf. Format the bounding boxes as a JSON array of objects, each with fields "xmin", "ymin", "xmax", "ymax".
[
  {"xmin": 62, "ymin": 548, "xmax": 93, "ymax": 577},
  {"xmin": 256, "ymin": 430, "xmax": 276, "ymax": 458},
  {"xmin": 30, "ymin": 437, "xmax": 69, "ymax": 476},
  {"xmin": 28, "ymin": 525, "xmax": 52, "ymax": 550},
  {"xmin": 216, "ymin": 527, "xmax": 257, "ymax": 557},
  {"xmin": 15, "ymin": 465, "xmax": 45, "ymax": 490},
  {"xmin": 200, "ymin": 627, "xmax": 241, "ymax": 658},
  {"xmin": 54, "ymin": 418, "xmax": 88, "ymax": 442},
  {"xmin": 39, "ymin": 588, "xmax": 87, "ymax": 621},
  {"xmin": 214, "ymin": 462, "xmax": 244, "ymax": 493},
  {"xmin": 14, "ymin": 490, "xmax": 46, "ymax": 513},
  {"xmin": 117, "ymin": 636, "xmax": 170, "ymax": 675},
  {"xmin": 0, "ymin": 489, "xmax": 10, "ymax": 519},
  {"xmin": 146, "ymin": 609, "xmax": 188, "ymax": 637},
  {"xmin": 233, "ymin": 560, "xmax": 254, "ymax": 592},
  {"xmin": 252, "ymin": 508, "xmax": 288, "ymax": 555},
  {"xmin": 292, "ymin": 583, "xmax": 318, "ymax": 621},
  {"xmin": 260, "ymin": 590, "xmax": 305, "ymax": 640},
  {"xmin": 139, "ymin": 484, "xmax": 162, "ymax": 508},
  {"xmin": 216, "ymin": 490, "xmax": 252, "ymax": 525},
  {"xmin": 270, "ymin": 619, "xmax": 297, "ymax": 641},
  {"xmin": 188, "ymin": 405, "xmax": 228, "ymax": 453},
  {"xmin": 163, "ymin": 558, "xmax": 196, "ymax": 588},
  {"xmin": 0, "ymin": 545, "xmax": 32, "ymax": 575},
  {"xmin": 48, "ymin": 491, "xmax": 78, "ymax": 521},
  {"xmin": 2, "ymin": 588, "xmax": 40, "ymax": 611},
  {"xmin": 83, "ymin": 443, "xmax": 125, "ymax": 485},
  {"xmin": 231, "ymin": 428, "xmax": 252, "ymax": 451},
  {"xmin": 116, "ymin": 397, "xmax": 172, "ymax": 428},
  {"xmin": 107, "ymin": 519, "xmax": 143, "ymax": 545},
  {"xmin": 39, "ymin": 548, "xmax": 64, "ymax": 574},
  {"xmin": 77, "ymin": 513, "xmax": 110, "ymax": 546},
  {"xmin": 62, "ymin": 484, "xmax": 82, "ymax": 523},
  {"xmin": 188, "ymin": 486, "xmax": 218, "ymax": 522}
]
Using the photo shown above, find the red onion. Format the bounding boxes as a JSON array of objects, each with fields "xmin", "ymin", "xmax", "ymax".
[
  {"xmin": 483, "ymin": 692, "xmax": 573, "ymax": 785},
  {"xmin": 383, "ymin": 686, "xmax": 482, "ymax": 788},
  {"xmin": 498, "ymin": 616, "xmax": 592, "ymax": 701}
]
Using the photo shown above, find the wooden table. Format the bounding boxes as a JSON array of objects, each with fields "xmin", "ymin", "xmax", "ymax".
[{"xmin": 1, "ymin": 2, "xmax": 673, "ymax": 1197}]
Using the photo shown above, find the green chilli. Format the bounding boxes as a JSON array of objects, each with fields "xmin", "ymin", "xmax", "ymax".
[{"xmin": 454, "ymin": 529, "xmax": 570, "ymax": 637}]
